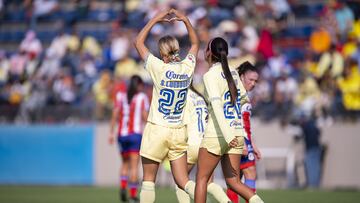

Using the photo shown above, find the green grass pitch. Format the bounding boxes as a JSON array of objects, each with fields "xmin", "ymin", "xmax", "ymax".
[{"xmin": 0, "ymin": 186, "xmax": 359, "ymax": 203}]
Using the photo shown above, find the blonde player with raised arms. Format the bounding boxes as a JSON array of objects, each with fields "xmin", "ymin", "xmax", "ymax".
[
  {"xmin": 175, "ymin": 85, "xmax": 231, "ymax": 203},
  {"xmin": 134, "ymin": 8, "xmax": 199, "ymax": 203},
  {"xmin": 194, "ymin": 37, "xmax": 264, "ymax": 203}
]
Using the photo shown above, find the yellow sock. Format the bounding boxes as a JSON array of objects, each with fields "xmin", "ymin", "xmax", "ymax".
[
  {"xmin": 207, "ymin": 182, "xmax": 231, "ymax": 203},
  {"xmin": 175, "ymin": 185, "xmax": 190, "ymax": 203},
  {"xmin": 249, "ymin": 194, "xmax": 264, "ymax": 203},
  {"xmin": 140, "ymin": 181, "xmax": 155, "ymax": 203},
  {"xmin": 184, "ymin": 180, "xmax": 195, "ymax": 199}
]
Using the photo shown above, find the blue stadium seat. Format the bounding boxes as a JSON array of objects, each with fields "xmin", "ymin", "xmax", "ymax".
[
  {"xmin": 281, "ymin": 26, "xmax": 314, "ymax": 38},
  {"xmin": 80, "ymin": 30, "xmax": 109, "ymax": 43},
  {"xmin": 87, "ymin": 9, "xmax": 118, "ymax": 22}
]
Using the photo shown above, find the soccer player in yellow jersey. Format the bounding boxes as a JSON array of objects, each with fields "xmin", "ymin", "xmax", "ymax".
[
  {"xmin": 175, "ymin": 86, "xmax": 231, "ymax": 203},
  {"xmin": 134, "ymin": 8, "xmax": 199, "ymax": 203},
  {"xmin": 194, "ymin": 37, "xmax": 264, "ymax": 203}
]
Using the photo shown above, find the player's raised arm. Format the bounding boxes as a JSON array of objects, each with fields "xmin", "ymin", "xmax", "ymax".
[
  {"xmin": 169, "ymin": 9, "xmax": 199, "ymax": 57},
  {"xmin": 134, "ymin": 10, "xmax": 170, "ymax": 60}
]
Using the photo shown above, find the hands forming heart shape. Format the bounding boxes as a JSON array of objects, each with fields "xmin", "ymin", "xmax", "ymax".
[{"xmin": 155, "ymin": 8, "xmax": 187, "ymax": 23}]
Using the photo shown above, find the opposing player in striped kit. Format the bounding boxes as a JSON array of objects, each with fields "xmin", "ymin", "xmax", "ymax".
[{"xmin": 109, "ymin": 75, "xmax": 149, "ymax": 202}]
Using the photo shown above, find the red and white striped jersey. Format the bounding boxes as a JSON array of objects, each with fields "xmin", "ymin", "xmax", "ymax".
[
  {"xmin": 115, "ymin": 91, "xmax": 149, "ymax": 136},
  {"xmin": 115, "ymin": 91, "xmax": 130, "ymax": 136},
  {"xmin": 128, "ymin": 92, "xmax": 149, "ymax": 134}
]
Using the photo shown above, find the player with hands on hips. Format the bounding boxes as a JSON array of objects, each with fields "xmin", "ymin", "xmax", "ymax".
[{"xmin": 226, "ymin": 62, "xmax": 261, "ymax": 203}]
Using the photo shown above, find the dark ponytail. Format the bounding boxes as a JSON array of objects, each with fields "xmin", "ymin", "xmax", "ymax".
[
  {"xmin": 237, "ymin": 61, "xmax": 258, "ymax": 76},
  {"xmin": 209, "ymin": 37, "xmax": 237, "ymax": 105},
  {"xmin": 127, "ymin": 75, "xmax": 144, "ymax": 104}
]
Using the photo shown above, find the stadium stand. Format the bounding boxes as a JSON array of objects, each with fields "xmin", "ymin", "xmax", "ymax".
[{"xmin": 0, "ymin": 0, "xmax": 359, "ymax": 125}]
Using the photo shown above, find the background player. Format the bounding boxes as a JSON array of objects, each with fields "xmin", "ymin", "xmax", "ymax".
[
  {"xmin": 134, "ymin": 8, "xmax": 199, "ymax": 203},
  {"xmin": 175, "ymin": 85, "xmax": 231, "ymax": 203},
  {"xmin": 109, "ymin": 75, "xmax": 149, "ymax": 202},
  {"xmin": 194, "ymin": 37, "xmax": 263, "ymax": 203},
  {"xmin": 226, "ymin": 62, "xmax": 261, "ymax": 203}
]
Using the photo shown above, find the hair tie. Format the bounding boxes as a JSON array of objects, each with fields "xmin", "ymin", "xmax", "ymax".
[{"xmin": 171, "ymin": 52, "xmax": 180, "ymax": 61}]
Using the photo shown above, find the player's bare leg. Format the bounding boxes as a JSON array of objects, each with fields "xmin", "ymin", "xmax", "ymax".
[
  {"xmin": 171, "ymin": 154, "xmax": 195, "ymax": 199},
  {"xmin": 140, "ymin": 157, "xmax": 159, "ymax": 203},
  {"xmin": 195, "ymin": 148, "xmax": 221, "ymax": 203},
  {"xmin": 129, "ymin": 153, "xmax": 140, "ymax": 201},
  {"xmin": 120, "ymin": 156, "xmax": 130, "ymax": 202},
  {"xmin": 221, "ymin": 154, "xmax": 254, "ymax": 200}
]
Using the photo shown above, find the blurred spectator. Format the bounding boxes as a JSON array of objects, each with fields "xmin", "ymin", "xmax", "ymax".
[
  {"xmin": 269, "ymin": 0, "xmax": 291, "ymax": 21},
  {"xmin": 16, "ymin": 75, "xmax": 48, "ymax": 123},
  {"xmin": 110, "ymin": 27, "xmax": 130, "ymax": 68},
  {"xmin": 0, "ymin": 51, "xmax": 9, "ymax": 86},
  {"xmin": 52, "ymin": 71, "xmax": 76, "ymax": 105},
  {"xmin": 342, "ymin": 33, "xmax": 358, "ymax": 58},
  {"xmin": 320, "ymin": 3, "xmax": 338, "ymax": 43},
  {"xmin": 114, "ymin": 54, "xmax": 139, "ymax": 80},
  {"xmin": 257, "ymin": 27, "xmax": 274, "ymax": 60},
  {"xmin": 333, "ymin": 2, "xmax": 354, "ymax": 40},
  {"xmin": 19, "ymin": 30, "xmax": 42, "ymax": 60},
  {"xmin": 266, "ymin": 48, "xmax": 291, "ymax": 78},
  {"xmin": 350, "ymin": 18, "xmax": 360, "ymax": 40},
  {"xmin": 295, "ymin": 75, "xmax": 321, "ymax": 119},
  {"xmin": 336, "ymin": 61, "xmax": 360, "ymax": 121},
  {"xmin": 310, "ymin": 28, "xmax": 331, "ymax": 54},
  {"xmin": 241, "ymin": 24, "xmax": 259, "ymax": 54},
  {"xmin": 9, "ymin": 51, "xmax": 28, "ymax": 80},
  {"xmin": 82, "ymin": 36, "xmax": 102, "ymax": 58},
  {"xmin": 316, "ymin": 44, "xmax": 344, "ymax": 79},
  {"xmin": 92, "ymin": 70, "xmax": 112, "ymax": 120},
  {"xmin": 300, "ymin": 115, "xmax": 322, "ymax": 188},
  {"xmin": 274, "ymin": 71, "xmax": 298, "ymax": 120},
  {"xmin": 350, "ymin": 40, "xmax": 360, "ymax": 68},
  {"xmin": 27, "ymin": 0, "xmax": 60, "ymax": 29},
  {"xmin": 64, "ymin": 0, "xmax": 89, "ymax": 30}
]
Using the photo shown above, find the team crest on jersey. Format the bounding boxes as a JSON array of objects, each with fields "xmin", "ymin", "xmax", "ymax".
[
  {"xmin": 187, "ymin": 54, "xmax": 195, "ymax": 64},
  {"xmin": 248, "ymin": 152, "xmax": 255, "ymax": 161}
]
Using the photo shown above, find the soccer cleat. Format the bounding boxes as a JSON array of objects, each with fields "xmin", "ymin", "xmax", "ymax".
[{"xmin": 120, "ymin": 188, "xmax": 128, "ymax": 202}]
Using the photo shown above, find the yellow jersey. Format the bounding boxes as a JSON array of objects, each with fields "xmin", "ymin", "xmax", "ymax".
[
  {"xmin": 185, "ymin": 89, "xmax": 208, "ymax": 146},
  {"xmin": 203, "ymin": 63, "xmax": 249, "ymax": 144},
  {"xmin": 145, "ymin": 53, "xmax": 196, "ymax": 128}
]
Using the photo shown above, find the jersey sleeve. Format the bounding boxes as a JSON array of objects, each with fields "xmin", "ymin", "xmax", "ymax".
[
  {"xmin": 144, "ymin": 53, "xmax": 165, "ymax": 82},
  {"xmin": 241, "ymin": 103, "xmax": 253, "ymax": 141},
  {"xmin": 204, "ymin": 73, "xmax": 235, "ymax": 144},
  {"xmin": 114, "ymin": 92, "xmax": 124, "ymax": 109}
]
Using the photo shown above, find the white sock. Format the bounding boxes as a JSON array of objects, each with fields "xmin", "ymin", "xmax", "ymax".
[
  {"xmin": 175, "ymin": 184, "xmax": 191, "ymax": 203},
  {"xmin": 207, "ymin": 182, "xmax": 231, "ymax": 203},
  {"xmin": 249, "ymin": 194, "xmax": 264, "ymax": 203},
  {"xmin": 184, "ymin": 180, "xmax": 196, "ymax": 199},
  {"xmin": 140, "ymin": 181, "xmax": 155, "ymax": 203}
]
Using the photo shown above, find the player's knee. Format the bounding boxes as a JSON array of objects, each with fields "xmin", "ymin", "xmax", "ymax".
[
  {"xmin": 243, "ymin": 167, "xmax": 257, "ymax": 179},
  {"xmin": 225, "ymin": 177, "xmax": 240, "ymax": 189}
]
